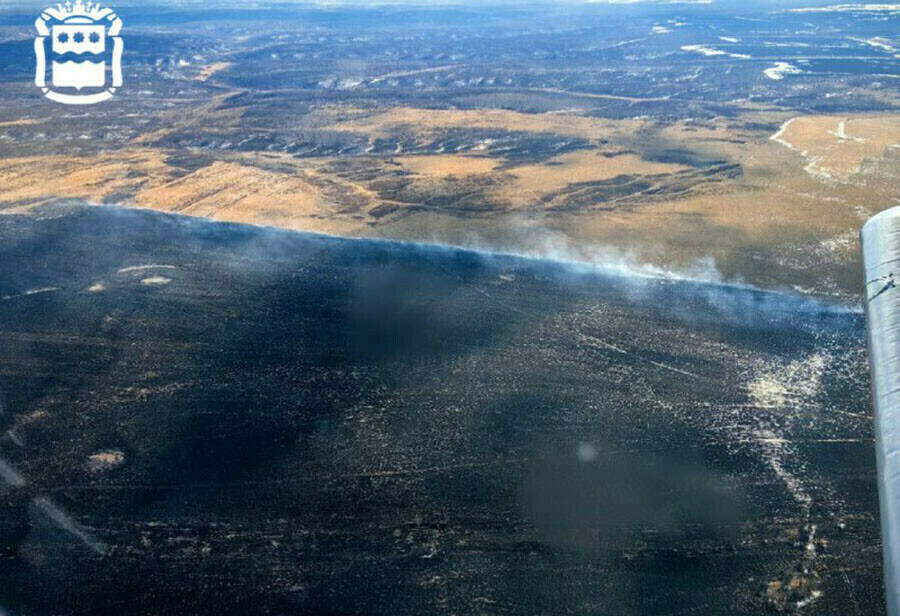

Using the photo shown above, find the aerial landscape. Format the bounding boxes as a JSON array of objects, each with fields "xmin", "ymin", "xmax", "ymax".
[{"xmin": 0, "ymin": 0, "xmax": 898, "ymax": 614}]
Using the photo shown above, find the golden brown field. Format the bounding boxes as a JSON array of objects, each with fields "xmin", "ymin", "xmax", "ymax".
[{"xmin": 1, "ymin": 102, "xmax": 898, "ymax": 300}]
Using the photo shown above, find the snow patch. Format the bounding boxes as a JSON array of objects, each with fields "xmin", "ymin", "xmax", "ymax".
[
  {"xmin": 682, "ymin": 44, "xmax": 750, "ymax": 59},
  {"xmin": 765, "ymin": 62, "xmax": 803, "ymax": 80},
  {"xmin": 787, "ymin": 3, "xmax": 900, "ymax": 13},
  {"xmin": 118, "ymin": 264, "xmax": 177, "ymax": 273},
  {"xmin": 87, "ymin": 450, "xmax": 125, "ymax": 473},
  {"xmin": 850, "ymin": 36, "xmax": 897, "ymax": 53},
  {"xmin": 141, "ymin": 276, "xmax": 172, "ymax": 286}
]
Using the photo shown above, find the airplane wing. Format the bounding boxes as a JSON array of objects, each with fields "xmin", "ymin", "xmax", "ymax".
[{"xmin": 862, "ymin": 206, "xmax": 900, "ymax": 616}]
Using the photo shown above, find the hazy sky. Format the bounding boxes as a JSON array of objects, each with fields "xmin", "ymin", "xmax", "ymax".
[
  {"xmin": 47, "ymin": 0, "xmax": 886, "ymax": 5},
  {"xmin": 5, "ymin": 0, "xmax": 893, "ymax": 11},
  {"xmin": 237, "ymin": 0, "xmax": 889, "ymax": 5}
]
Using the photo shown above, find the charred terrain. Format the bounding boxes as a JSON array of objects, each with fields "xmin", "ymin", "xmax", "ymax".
[{"xmin": 0, "ymin": 204, "xmax": 882, "ymax": 615}]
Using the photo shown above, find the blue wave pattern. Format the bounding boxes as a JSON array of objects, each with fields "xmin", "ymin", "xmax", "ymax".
[{"xmin": 49, "ymin": 50, "xmax": 107, "ymax": 62}]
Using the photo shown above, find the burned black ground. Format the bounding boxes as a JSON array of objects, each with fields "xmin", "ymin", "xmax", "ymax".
[{"xmin": 0, "ymin": 205, "xmax": 882, "ymax": 615}]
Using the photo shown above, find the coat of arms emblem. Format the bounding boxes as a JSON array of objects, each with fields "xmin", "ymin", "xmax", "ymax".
[{"xmin": 34, "ymin": 1, "xmax": 123, "ymax": 105}]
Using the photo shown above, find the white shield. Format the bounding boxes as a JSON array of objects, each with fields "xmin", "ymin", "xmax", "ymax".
[{"xmin": 34, "ymin": 2, "xmax": 123, "ymax": 105}]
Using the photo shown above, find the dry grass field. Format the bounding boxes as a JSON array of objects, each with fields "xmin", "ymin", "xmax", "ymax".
[{"xmin": 1, "ymin": 102, "xmax": 898, "ymax": 300}]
